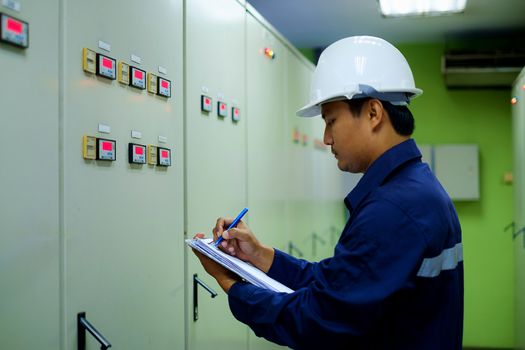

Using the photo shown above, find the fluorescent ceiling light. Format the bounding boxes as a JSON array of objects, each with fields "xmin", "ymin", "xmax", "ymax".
[{"xmin": 379, "ymin": 0, "xmax": 467, "ymax": 17}]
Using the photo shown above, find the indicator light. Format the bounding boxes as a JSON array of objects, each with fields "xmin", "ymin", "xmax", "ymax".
[
  {"xmin": 522, "ymin": 84, "xmax": 525, "ymax": 91},
  {"xmin": 511, "ymin": 97, "xmax": 518, "ymax": 105},
  {"xmin": 96, "ymin": 138, "xmax": 116, "ymax": 161},
  {"xmin": 157, "ymin": 147, "xmax": 171, "ymax": 167},
  {"xmin": 201, "ymin": 95, "xmax": 212, "ymax": 113},
  {"xmin": 0, "ymin": 13, "xmax": 29, "ymax": 48},
  {"xmin": 96, "ymin": 53, "xmax": 116, "ymax": 80},
  {"xmin": 264, "ymin": 47, "xmax": 276, "ymax": 60},
  {"xmin": 232, "ymin": 107, "xmax": 240, "ymax": 122},
  {"xmin": 157, "ymin": 77, "xmax": 171, "ymax": 98},
  {"xmin": 128, "ymin": 143, "xmax": 146, "ymax": 164},
  {"xmin": 130, "ymin": 66, "xmax": 146, "ymax": 89},
  {"xmin": 218, "ymin": 101, "xmax": 228, "ymax": 118}
]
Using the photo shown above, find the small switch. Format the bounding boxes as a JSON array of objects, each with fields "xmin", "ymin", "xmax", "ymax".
[
  {"xmin": 82, "ymin": 48, "xmax": 96, "ymax": 74},
  {"xmin": 96, "ymin": 53, "xmax": 116, "ymax": 80},
  {"xmin": 82, "ymin": 135, "xmax": 97, "ymax": 160},
  {"xmin": 157, "ymin": 147, "xmax": 171, "ymax": 167},
  {"xmin": 96, "ymin": 138, "xmax": 116, "ymax": 161},
  {"xmin": 128, "ymin": 143, "xmax": 146, "ymax": 164},
  {"xmin": 130, "ymin": 66, "xmax": 146, "ymax": 89},
  {"xmin": 147, "ymin": 145, "xmax": 158, "ymax": 165},
  {"xmin": 118, "ymin": 61, "xmax": 130, "ymax": 84},
  {"xmin": 201, "ymin": 95, "xmax": 212, "ymax": 113},
  {"xmin": 147, "ymin": 72, "xmax": 158, "ymax": 94},
  {"xmin": 217, "ymin": 101, "xmax": 227, "ymax": 118},
  {"xmin": 0, "ymin": 13, "xmax": 28, "ymax": 48}
]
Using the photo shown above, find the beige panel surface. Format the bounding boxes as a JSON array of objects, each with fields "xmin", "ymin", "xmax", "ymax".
[
  {"xmin": 62, "ymin": 0, "xmax": 185, "ymax": 348},
  {"xmin": 512, "ymin": 68, "xmax": 525, "ymax": 350},
  {"xmin": 184, "ymin": 0, "xmax": 248, "ymax": 349},
  {"xmin": 0, "ymin": 1, "xmax": 60, "ymax": 348}
]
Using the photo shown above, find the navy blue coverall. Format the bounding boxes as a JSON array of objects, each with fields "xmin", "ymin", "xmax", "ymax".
[{"xmin": 228, "ymin": 139, "xmax": 464, "ymax": 349}]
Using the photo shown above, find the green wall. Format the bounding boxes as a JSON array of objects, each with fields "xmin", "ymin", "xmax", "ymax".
[{"xmin": 397, "ymin": 43, "xmax": 515, "ymax": 348}]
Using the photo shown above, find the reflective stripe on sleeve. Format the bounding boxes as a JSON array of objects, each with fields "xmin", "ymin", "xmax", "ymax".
[{"xmin": 417, "ymin": 243, "xmax": 463, "ymax": 278}]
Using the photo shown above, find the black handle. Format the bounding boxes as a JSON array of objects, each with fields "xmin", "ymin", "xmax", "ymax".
[
  {"xmin": 193, "ymin": 274, "xmax": 217, "ymax": 321},
  {"xmin": 77, "ymin": 312, "xmax": 112, "ymax": 350},
  {"xmin": 288, "ymin": 241, "xmax": 304, "ymax": 257}
]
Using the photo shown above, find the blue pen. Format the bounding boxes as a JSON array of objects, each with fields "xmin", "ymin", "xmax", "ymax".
[{"xmin": 214, "ymin": 207, "xmax": 249, "ymax": 247}]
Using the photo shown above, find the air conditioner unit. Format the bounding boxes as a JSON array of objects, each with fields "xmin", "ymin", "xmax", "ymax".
[{"xmin": 442, "ymin": 50, "xmax": 525, "ymax": 88}]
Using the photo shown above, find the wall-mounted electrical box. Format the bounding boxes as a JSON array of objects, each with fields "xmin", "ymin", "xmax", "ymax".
[
  {"xmin": 158, "ymin": 77, "xmax": 171, "ymax": 98},
  {"xmin": 157, "ymin": 147, "xmax": 171, "ymax": 166},
  {"xmin": 130, "ymin": 66, "xmax": 146, "ymax": 89},
  {"xmin": 128, "ymin": 143, "xmax": 146, "ymax": 164},
  {"xmin": 0, "ymin": 13, "xmax": 28, "ymax": 48},
  {"xmin": 217, "ymin": 101, "xmax": 227, "ymax": 118},
  {"xmin": 201, "ymin": 95, "xmax": 212, "ymax": 112},
  {"xmin": 82, "ymin": 48, "xmax": 96, "ymax": 74},
  {"xmin": 96, "ymin": 53, "xmax": 116, "ymax": 80},
  {"xmin": 96, "ymin": 138, "xmax": 116, "ymax": 161}
]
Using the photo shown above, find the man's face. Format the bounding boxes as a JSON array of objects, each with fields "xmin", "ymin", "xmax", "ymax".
[{"xmin": 321, "ymin": 100, "xmax": 370, "ymax": 173}]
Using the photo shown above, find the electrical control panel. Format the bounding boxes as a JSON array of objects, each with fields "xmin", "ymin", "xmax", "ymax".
[
  {"xmin": 157, "ymin": 77, "xmax": 171, "ymax": 98},
  {"xmin": 96, "ymin": 53, "xmax": 116, "ymax": 80},
  {"xmin": 82, "ymin": 135, "xmax": 97, "ymax": 159},
  {"xmin": 0, "ymin": 13, "xmax": 28, "ymax": 48},
  {"xmin": 147, "ymin": 72, "xmax": 158, "ymax": 94},
  {"xmin": 118, "ymin": 61, "xmax": 130, "ymax": 84},
  {"xmin": 147, "ymin": 145, "xmax": 158, "ymax": 165},
  {"xmin": 217, "ymin": 101, "xmax": 228, "ymax": 118},
  {"xmin": 130, "ymin": 66, "xmax": 146, "ymax": 89},
  {"xmin": 157, "ymin": 147, "xmax": 171, "ymax": 166},
  {"xmin": 232, "ymin": 107, "xmax": 240, "ymax": 122},
  {"xmin": 128, "ymin": 143, "xmax": 146, "ymax": 164},
  {"xmin": 82, "ymin": 48, "xmax": 96, "ymax": 74},
  {"xmin": 201, "ymin": 95, "xmax": 212, "ymax": 113},
  {"xmin": 96, "ymin": 138, "xmax": 116, "ymax": 161}
]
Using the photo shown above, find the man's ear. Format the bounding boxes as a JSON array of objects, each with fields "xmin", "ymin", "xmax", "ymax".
[{"xmin": 368, "ymin": 99, "xmax": 384, "ymax": 130}]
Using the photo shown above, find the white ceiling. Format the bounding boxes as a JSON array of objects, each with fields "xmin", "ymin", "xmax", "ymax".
[{"xmin": 247, "ymin": 0, "xmax": 525, "ymax": 48}]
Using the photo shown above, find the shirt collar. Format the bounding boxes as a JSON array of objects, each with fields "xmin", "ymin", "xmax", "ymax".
[{"xmin": 344, "ymin": 139, "xmax": 422, "ymax": 213}]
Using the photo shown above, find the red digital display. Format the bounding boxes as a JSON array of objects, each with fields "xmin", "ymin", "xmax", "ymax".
[
  {"xmin": 134, "ymin": 69, "xmax": 143, "ymax": 79},
  {"xmin": 162, "ymin": 150, "xmax": 169, "ymax": 158},
  {"xmin": 161, "ymin": 80, "xmax": 169, "ymax": 89},
  {"xmin": 205, "ymin": 98, "xmax": 210, "ymax": 105},
  {"xmin": 102, "ymin": 57, "xmax": 113, "ymax": 69},
  {"xmin": 135, "ymin": 146, "xmax": 144, "ymax": 155},
  {"xmin": 102, "ymin": 142, "xmax": 113, "ymax": 151},
  {"xmin": 234, "ymin": 109, "xmax": 239, "ymax": 115},
  {"xmin": 220, "ymin": 103, "xmax": 225, "ymax": 110},
  {"xmin": 7, "ymin": 18, "xmax": 23, "ymax": 34}
]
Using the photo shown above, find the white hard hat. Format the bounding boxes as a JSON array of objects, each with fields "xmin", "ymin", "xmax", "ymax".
[{"xmin": 296, "ymin": 36, "xmax": 423, "ymax": 117}]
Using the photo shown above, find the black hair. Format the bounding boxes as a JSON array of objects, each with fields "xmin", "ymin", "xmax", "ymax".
[{"xmin": 345, "ymin": 98, "xmax": 415, "ymax": 136}]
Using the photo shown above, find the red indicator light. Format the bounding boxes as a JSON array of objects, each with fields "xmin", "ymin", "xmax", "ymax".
[
  {"xmin": 102, "ymin": 57, "xmax": 113, "ymax": 69},
  {"xmin": 235, "ymin": 109, "xmax": 239, "ymax": 115},
  {"xmin": 205, "ymin": 98, "xmax": 210, "ymax": 105},
  {"xmin": 102, "ymin": 142, "xmax": 113, "ymax": 151},
  {"xmin": 220, "ymin": 103, "xmax": 225, "ymax": 110},
  {"xmin": 134, "ymin": 70, "xmax": 143, "ymax": 79},
  {"xmin": 511, "ymin": 97, "xmax": 518, "ymax": 105},
  {"xmin": 522, "ymin": 84, "xmax": 525, "ymax": 91},
  {"xmin": 162, "ymin": 150, "xmax": 169, "ymax": 158},
  {"xmin": 7, "ymin": 18, "xmax": 23, "ymax": 34},
  {"xmin": 161, "ymin": 80, "xmax": 169, "ymax": 89},
  {"xmin": 135, "ymin": 146, "xmax": 144, "ymax": 155}
]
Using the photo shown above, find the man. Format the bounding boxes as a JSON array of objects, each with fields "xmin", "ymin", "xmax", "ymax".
[{"xmin": 193, "ymin": 36, "xmax": 463, "ymax": 349}]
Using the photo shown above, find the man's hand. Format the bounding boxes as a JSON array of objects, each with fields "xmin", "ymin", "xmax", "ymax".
[
  {"xmin": 192, "ymin": 233, "xmax": 239, "ymax": 293},
  {"xmin": 212, "ymin": 218, "xmax": 275, "ymax": 273}
]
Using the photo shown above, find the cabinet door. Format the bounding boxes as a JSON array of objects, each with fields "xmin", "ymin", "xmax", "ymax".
[
  {"xmin": 0, "ymin": 2, "xmax": 60, "ymax": 348},
  {"xmin": 62, "ymin": 0, "xmax": 185, "ymax": 348},
  {"xmin": 185, "ymin": 0, "xmax": 248, "ymax": 349}
]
